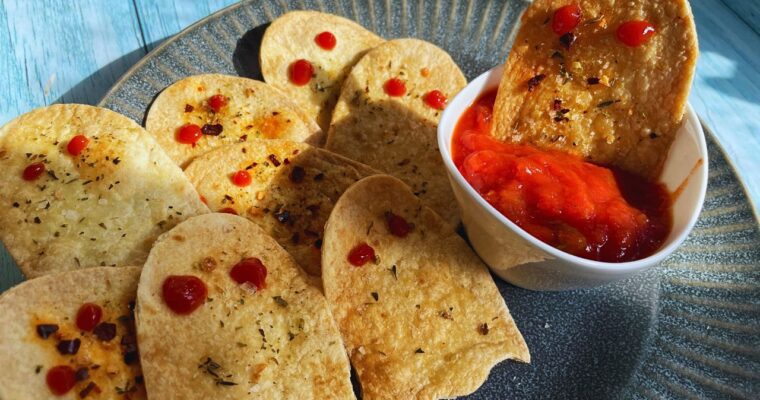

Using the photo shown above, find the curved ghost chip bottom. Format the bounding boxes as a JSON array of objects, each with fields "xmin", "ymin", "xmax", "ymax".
[
  {"xmin": 0, "ymin": 266, "xmax": 144, "ymax": 399},
  {"xmin": 322, "ymin": 175, "xmax": 529, "ymax": 400},
  {"xmin": 261, "ymin": 10, "xmax": 384, "ymax": 132},
  {"xmin": 184, "ymin": 139, "xmax": 379, "ymax": 276},
  {"xmin": 0, "ymin": 104, "xmax": 208, "ymax": 278},
  {"xmin": 145, "ymin": 74, "xmax": 323, "ymax": 168},
  {"xmin": 325, "ymin": 38, "xmax": 467, "ymax": 227},
  {"xmin": 136, "ymin": 213, "xmax": 354, "ymax": 399}
]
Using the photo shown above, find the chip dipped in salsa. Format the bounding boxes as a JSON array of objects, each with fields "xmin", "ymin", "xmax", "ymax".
[{"xmin": 452, "ymin": 89, "xmax": 672, "ymax": 263}]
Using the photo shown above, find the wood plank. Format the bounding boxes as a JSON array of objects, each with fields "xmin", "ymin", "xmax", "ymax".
[
  {"xmin": 721, "ymin": 0, "xmax": 760, "ymax": 35},
  {"xmin": 0, "ymin": 0, "xmax": 146, "ymax": 290},
  {"xmin": 689, "ymin": 0, "xmax": 760, "ymax": 213},
  {"xmin": 133, "ymin": 0, "xmax": 238, "ymax": 50}
]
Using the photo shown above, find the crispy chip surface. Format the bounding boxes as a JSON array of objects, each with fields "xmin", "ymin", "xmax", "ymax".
[
  {"xmin": 184, "ymin": 139, "xmax": 378, "ymax": 276},
  {"xmin": 145, "ymin": 74, "xmax": 322, "ymax": 168},
  {"xmin": 136, "ymin": 213, "xmax": 354, "ymax": 399},
  {"xmin": 261, "ymin": 11, "xmax": 384, "ymax": 131},
  {"xmin": 0, "ymin": 104, "xmax": 208, "ymax": 278},
  {"xmin": 322, "ymin": 175, "xmax": 529, "ymax": 400},
  {"xmin": 492, "ymin": 0, "xmax": 698, "ymax": 178},
  {"xmin": 325, "ymin": 39, "xmax": 467, "ymax": 226},
  {"xmin": 0, "ymin": 266, "xmax": 144, "ymax": 399}
]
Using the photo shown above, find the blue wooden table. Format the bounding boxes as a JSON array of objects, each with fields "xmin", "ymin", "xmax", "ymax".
[{"xmin": 1, "ymin": 0, "xmax": 758, "ymax": 208}]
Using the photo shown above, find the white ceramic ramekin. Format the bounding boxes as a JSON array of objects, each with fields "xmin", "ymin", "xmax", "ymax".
[{"xmin": 438, "ymin": 65, "xmax": 708, "ymax": 291}]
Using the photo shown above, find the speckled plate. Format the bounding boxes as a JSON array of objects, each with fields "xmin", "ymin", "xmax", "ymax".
[{"xmin": 2, "ymin": 0, "xmax": 758, "ymax": 398}]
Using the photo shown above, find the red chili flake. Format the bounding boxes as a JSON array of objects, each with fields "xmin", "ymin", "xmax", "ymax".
[
  {"xmin": 177, "ymin": 124, "xmax": 202, "ymax": 145},
  {"xmin": 200, "ymin": 195, "xmax": 208, "ymax": 205},
  {"xmin": 202, "ymin": 123, "xmax": 223, "ymax": 136},
  {"xmin": 231, "ymin": 170, "xmax": 252, "ymax": 187},
  {"xmin": 559, "ymin": 32, "xmax": 576, "ymax": 49},
  {"xmin": 552, "ymin": 4, "xmax": 582, "ymax": 35},
  {"xmin": 348, "ymin": 243, "xmax": 375, "ymax": 267},
  {"xmin": 74, "ymin": 367, "xmax": 89, "ymax": 382},
  {"xmin": 46, "ymin": 365, "xmax": 76, "ymax": 395},
  {"xmin": 617, "ymin": 20, "xmax": 656, "ymax": 47},
  {"xmin": 587, "ymin": 77, "xmax": 600, "ymax": 85},
  {"xmin": 79, "ymin": 382, "xmax": 99, "ymax": 398},
  {"xmin": 552, "ymin": 99, "xmax": 563, "ymax": 110},
  {"xmin": 268, "ymin": 154, "xmax": 281, "ymax": 167},
  {"xmin": 162, "ymin": 275, "xmax": 208, "ymax": 315},
  {"xmin": 385, "ymin": 212, "xmax": 412, "ymax": 238},
  {"xmin": 22, "ymin": 162, "xmax": 45, "ymax": 181},
  {"xmin": 184, "ymin": 104, "xmax": 194, "ymax": 112},
  {"xmin": 289, "ymin": 166, "xmax": 306, "ymax": 183},
  {"xmin": 274, "ymin": 210, "xmax": 290, "ymax": 223},
  {"xmin": 315, "ymin": 31, "xmax": 337, "ymax": 50},
  {"xmin": 219, "ymin": 207, "xmax": 238, "ymax": 215},
  {"xmin": 423, "ymin": 90, "xmax": 447, "ymax": 110},
  {"xmin": 384, "ymin": 78, "xmax": 406, "ymax": 97},
  {"xmin": 527, "ymin": 74, "xmax": 546, "ymax": 92},
  {"xmin": 56, "ymin": 338, "xmax": 81, "ymax": 355},
  {"xmin": 76, "ymin": 302, "xmax": 103, "ymax": 331},
  {"xmin": 36, "ymin": 324, "xmax": 59, "ymax": 339},
  {"xmin": 230, "ymin": 257, "xmax": 267, "ymax": 291},
  {"xmin": 93, "ymin": 322, "xmax": 117, "ymax": 341},
  {"xmin": 67, "ymin": 135, "xmax": 89, "ymax": 156},
  {"xmin": 208, "ymin": 94, "xmax": 228, "ymax": 113},
  {"xmin": 289, "ymin": 59, "xmax": 313, "ymax": 86}
]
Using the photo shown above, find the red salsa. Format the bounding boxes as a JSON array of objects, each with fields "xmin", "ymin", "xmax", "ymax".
[
  {"xmin": 46, "ymin": 365, "xmax": 77, "ymax": 395},
  {"xmin": 162, "ymin": 275, "xmax": 207, "ymax": 314},
  {"xmin": 75, "ymin": 303, "xmax": 103, "ymax": 332},
  {"xmin": 230, "ymin": 257, "xmax": 267, "ymax": 291},
  {"xmin": 452, "ymin": 89, "xmax": 672, "ymax": 262}
]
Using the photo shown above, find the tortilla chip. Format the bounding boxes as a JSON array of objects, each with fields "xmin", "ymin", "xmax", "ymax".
[
  {"xmin": 0, "ymin": 104, "xmax": 208, "ymax": 278},
  {"xmin": 261, "ymin": 11, "xmax": 384, "ymax": 132},
  {"xmin": 322, "ymin": 175, "xmax": 529, "ymax": 400},
  {"xmin": 0, "ymin": 266, "xmax": 144, "ymax": 399},
  {"xmin": 184, "ymin": 139, "xmax": 378, "ymax": 276},
  {"xmin": 136, "ymin": 213, "xmax": 354, "ymax": 399},
  {"xmin": 492, "ymin": 0, "xmax": 698, "ymax": 179},
  {"xmin": 145, "ymin": 74, "xmax": 322, "ymax": 168},
  {"xmin": 325, "ymin": 39, "xmax": 467, "ymax": 227}
]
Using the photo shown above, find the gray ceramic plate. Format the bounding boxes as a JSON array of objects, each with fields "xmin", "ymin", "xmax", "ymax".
[{"xmin": 2, "ymin": 0, "xmax": 759, "ymax": 398}]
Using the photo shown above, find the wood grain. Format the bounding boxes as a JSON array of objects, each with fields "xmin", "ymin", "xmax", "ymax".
[{"xmin": 133, "ymin": 0, "xmax": 237, "ymax": 50}]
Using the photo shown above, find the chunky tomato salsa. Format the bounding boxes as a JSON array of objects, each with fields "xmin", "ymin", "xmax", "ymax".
[{"xmin": 452, "ymin": 89, "xmax": 672, "ymax": 262}]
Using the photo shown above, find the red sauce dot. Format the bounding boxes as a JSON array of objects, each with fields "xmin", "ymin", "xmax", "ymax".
[
  {"xmin": 75, "ymin": 302, "xmax": 103, "ymax": 332},
  {"xmin": 22, "ymin": 162, "xmax": 45, "ymax": 181},
  {"xmin": 384, "ymin": 78, "xmax": 406, "ymax": 97},
  {"xmin": 289, "ymin": 59, "xmax": 313, "ymax": 86},
  {"xmin": 208, "ymin": 94, "xmax": 228, "ymax": 113},
  {"xmin": 552, "ymin": 4, "xmax": 582, "ymax": 35},
  {"xmin": 423, "ymin": 90, "xmax": 447, "ymax": 110},
  {"xmin": 616, "ymin": 20, "xmax": 656, "ymax": 47},
  {"xmin": 66, "ymin": 135, "xmax": 89, "ymax": 156},
  {"xmin": 348, "ymin": 243, "xmax": 375, "ymax": 266},
  {"xmin": 231, "ymin": 170, "xmax": 252, "ymax": 187},
  {"xmin": 230, "ymin": 257, "xmax": 267, "ymax": 291},
  {"xmin": 386, "ymin": 212, "xmax": 411, "ymax": 238},
  {"xmin": 177, "ymin": 124, "xmax": 202, "ymax": 145},
  {"xmin": 219, "ymin": 207, "xmax": 238, "ymax": 215},
  {"xmin": 315, "ymin": 31, "xmax": 336, "ymax": 50},
  {"xmin": 200, "ymin": 195, "xmax": 208, "ymax": 205},
  {"xmin": 162, "ymin": 275, "xmax": 207, "ymax": 315},
  {"xmin": 46, "ymin": 365, "xmax": 76, "ymax": 396}
]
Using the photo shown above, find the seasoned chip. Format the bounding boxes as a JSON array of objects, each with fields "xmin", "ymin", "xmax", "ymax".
[
  {"xmin": 322, "ymin": 175, "xmax": 529, "ymax": 399},
  {"xmin": 145, "ymin": 74, "xmax": 322, "ymax": 167},
  {"xmin": 261, "ymin": 11, "xmax": 384, "ymax": 131},
  {"xmin": 136, "ymin": 213, "xmax": 353, "ymax": 399},
  {"xmin": 0, "ymin": 104, "xmax": 208, "ymax": 278},
  {"xmin": 325, "ymin": 39, "xmax": 467, "ymax": 226},
  {"xmin": 492, "ymin": 0, "xmax": 698, "ymax": 178},
  {"xmin": 184, "ymin": 139, "xmax": 378, "ymax": 276},
  {"xmin": 0, "ymin": 266, "xmax": 144, "ymax": 399}
]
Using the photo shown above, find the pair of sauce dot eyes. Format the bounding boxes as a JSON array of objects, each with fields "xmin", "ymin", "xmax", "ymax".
[
  {"xmin": 44, "ymin": 302, "xmax": 107, "ymax": 395},
  {"xmin": 347, "ymin": 212, "xmax": 411, "ymax": 267},
  {"xmin": 552, "ymin": 4, "xmax": 656, "ymax": 47},
  {"xmin": 21, "ymin": 134, "xmax": 91, "ymax": 181},
  {"xmin": 161, "ymin": 257, "xmax": 267, "ymax": 315},
  {"xmin": 176, "ymin": 94, "xmax": 229, "ymax": 146},
  {"xmin": 384, "ymin": 78, "xmax": 449, "ymax": 110}
]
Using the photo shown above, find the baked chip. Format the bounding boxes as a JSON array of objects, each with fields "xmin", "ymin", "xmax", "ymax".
[
  {"xmin": 325, "ymin": 39, "xmax": 467, "ymax": 226},
  {"xmin": 145, "ymin": 74, "xmax": 322, "ymax": 168},
  {"xmin": 492, "ymin": 0, "xmax": 698, "ymax": 178},
  {"xmin": 0, "ymin": 104, "xmax": 208, "ymax": 278},
  {"xmin": 136, "ymin": 213, "xmax": 354, "ymax": 399},
  {"xmin": 322, "ymin": 175, "xmax": 529, "ymax": 400},
  {"xmin": 261, "ymin": 11, "xmax": 384, "ymax": 132}
]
